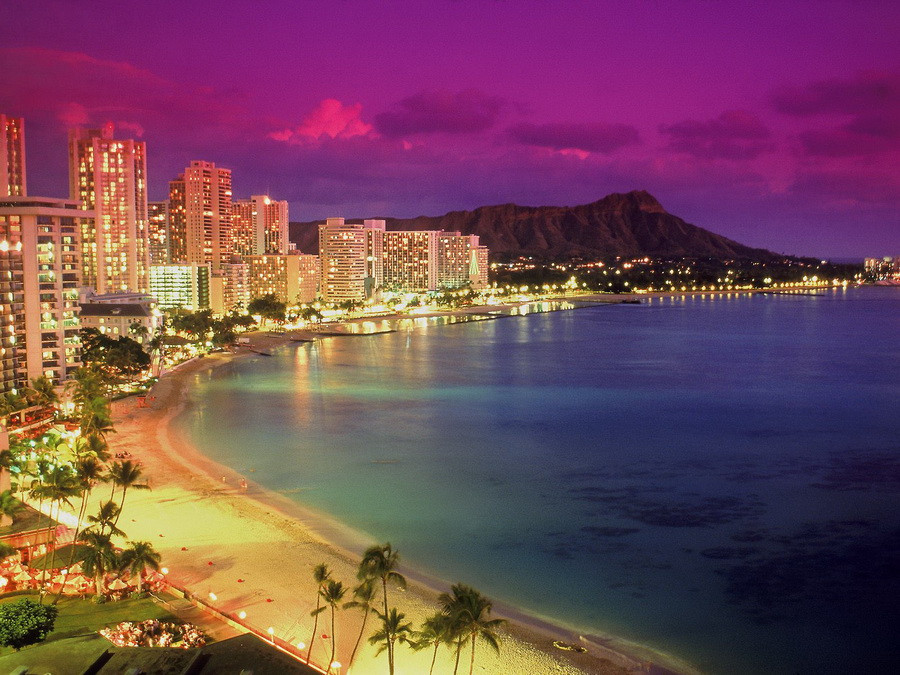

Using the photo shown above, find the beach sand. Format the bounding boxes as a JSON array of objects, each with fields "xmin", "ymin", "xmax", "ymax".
[{"xmin": 99, "ymin": 303, "xmax": 701, "ymax": 674}]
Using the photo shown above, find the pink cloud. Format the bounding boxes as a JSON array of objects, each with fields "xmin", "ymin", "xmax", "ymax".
[
  {"xmin": 509, "ymin": 122, "xmax": 640, "ymax": 154},
  {"xmin": 269, "ymin": 99, "xmax": 373, "ymax": 144},
  {"xmin": 375, "ymin": 89, "xmax": 504, "ymax": 137},
  {"xmin": 661, "ymin": 110, "xmax": 773, "ymax": 160},
  {"xmin": 773, "ymin": 71, "xmax": 899, "ymax": 117}
]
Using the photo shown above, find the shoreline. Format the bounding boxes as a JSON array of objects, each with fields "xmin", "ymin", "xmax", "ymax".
[{"xmin": 105, "ymin": 295, "xmax": 745, "ymax": 674}]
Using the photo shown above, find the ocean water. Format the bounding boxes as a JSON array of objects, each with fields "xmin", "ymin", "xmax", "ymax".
[{"xmin": 180, "ymin": 288, "xmax": 899, "ymax": 674}]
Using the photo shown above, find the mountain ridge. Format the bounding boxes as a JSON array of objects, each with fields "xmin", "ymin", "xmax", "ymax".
[{"xmin": 289, "ymin": 190, "xmax": 779, "ymax": 260}]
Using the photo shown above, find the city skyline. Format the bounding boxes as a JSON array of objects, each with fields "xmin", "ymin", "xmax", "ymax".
[{"xmin": 1, "ymin": 0, "xmax": 898, "ymax": 259}]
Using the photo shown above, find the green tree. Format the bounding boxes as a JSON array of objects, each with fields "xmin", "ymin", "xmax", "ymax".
[
  {"xmin": 0, "ymin": 598, "xmax": 58, "ymax": 650},
  {"xmin": 119, "ymin": 540, "xmax": 162, "ymax": 593},
  {"xmin": 80, "ymin": 530, "xmax": 118, "ymax": 596},
  {"xmin": 343, "ymin": 579, "xmax": 378, "ymax": 669},
  {"xmin": 0, "ymin": 489, "xmax": 23, "ymax": 527},
  {"xmin": 0, "ymin": 391, "xmax": 27, "ymax": 418},
  {"xmin": 312, "ymin": 580, "xmax": 346, "ymax": 674},
  {"xmin": 54, "ymin": 455, "xmax": 106, "ymax": 604},
  {"xmin": 79, "ymin": 396, "xmax": 115, "ymax": 438},
  {"xmin": 107, "ymin": 460, "xmax": 149, "ymax": 525},
  {"xmin": 358, "ymin": 543, "xmax": 407, "ymax": 670},
  {"xmin": 248, "ymin": 294, "xmax": 287, "ymax": 326},
  {"xmin": 438, "ymin": 584, "xmax": 505, "ymax": 675},
  {"xmin": 415, "ymin": 612, "xmax": 458, "ymax": 675},
  {"xmin": 85, "ymin": 500, "xmax": 124, "ymax": 538},
  {"xmin": 32, "ymin": 464, "xmax": 81, "ymax": 598},
  {"xmin": 306, "ymin": 562, "xmax": 332, "ymax": 666},
  {"xmin": 25, "ymin": 375, "xmax": 60, "ymax": 410},
  {"xmin": 368, "ymin": 608, "xmax": 416, "ymax": 675}
]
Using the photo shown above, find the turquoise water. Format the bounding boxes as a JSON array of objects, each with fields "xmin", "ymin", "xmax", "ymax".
[{"xmin": 180, "ymin": 288, "xmax": 899, "ymax": 674}]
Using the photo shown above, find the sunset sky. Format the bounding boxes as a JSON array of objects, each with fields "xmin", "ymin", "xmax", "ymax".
[{"xmin": 1, "ymin": 0, "xmax": 897, "ymax": 258}]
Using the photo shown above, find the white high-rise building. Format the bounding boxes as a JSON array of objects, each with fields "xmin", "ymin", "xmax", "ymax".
[
  {"xmin": 319, "ymin": 218, "xmax": 384, "ymax": 302},
  {"xmin": 0, "ymin": 196, "xmax": 88, "ymax": 390},
  {"xmin": 68, "ymin": 123, "xmax": 150, "ymax": 293}
]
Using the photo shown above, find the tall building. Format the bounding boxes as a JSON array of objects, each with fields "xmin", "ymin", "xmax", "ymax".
[
  {"xmin": 1, "ymin": 115, "xmax": 26, "ymax": 198},
  {"xmin": 244, "ymin": 253, "xmax": 319, "ymax": 305},
  {"xmin": 149, "ymin": 263, "xmax": 210, "ymax": 310},
  {"xmin": 211, "ymin": 261, "xmax": 248, "ymax": 314},
  {"xmin": 68, "ymin": 123, "xmax": 150, "ymax": 294},
  {"xmin": 147, "ymin": 201, "xmax": 170, "ymax": 264},
  {"xmin": 318, "ymin": 218, "xmax": 385, "ymax": 302},
  {"xmin": 438, "ymin": 232, "xmax": 489, "ymax": 289},
  {"xmin": 168, "ymin": 161, "xmax": 232, "ymax": 274},
  {"xmin": 0, "ymin": 197, "xmax": 88, "ymax": 391},
  {"xmin": 232, "ymin": 195, "xmax": 289, "ymax": 255},
  {"xmin": 382, "ymin": 230, "xmax": 439, "ymax": 292}
]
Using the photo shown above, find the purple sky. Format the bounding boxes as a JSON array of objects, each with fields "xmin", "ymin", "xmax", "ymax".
[{"xmin": 1, "ymin": 0, "xmax": 898, "ymax": 258}]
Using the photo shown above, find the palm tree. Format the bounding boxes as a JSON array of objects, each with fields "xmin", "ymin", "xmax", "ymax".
[
  {"xmin": 119, "ymin": 540, "xmax": 162, "ymax": 593},
  {"xmin": 0, "ymin": 489, "xmax": 23, "ymax": 527},
  {"xmin": 107, "ymin": 460, "xmax": 149, "ymax": 525},
  {"xmin": 79, "ymin": 396, "xmax": 115, "ymax": 438},
  {"xmin": 80, "ymin": 530, "xmax": 117, "ymax": 596},
  {"xmin": 343, "ymin": 579, "xmax": 378, "ymax": 669},
  {"xmin": 73, "ymin": 433, "xmax": 111, "ymax": 463},
  {"xmin": 25, "ymin": 375, "xmax": 60, "ymax": 410},
  {"xmin": 368, "ymin": 608, "xmax": 416, "ymax": 675},
  {"xmin": 312, "ymin": 580, "xmax": 346, "ymax": 674},
  {"xmin": 359, "ymin": 543, "xmax": 407, "ymax": 670},
  {"xmin": 66, "ymin": 365, "xmax": 105, "ymax": 413},
  {"xmin": 416, "ymin": 612, "xmax": 458, "ymax": 675},
  {"xmin": 86, "ymin": 500, "xmax": 124, "ymax": 538},
  {"xmin": 438, "ymin": 584, "xmax": 506, "ymax": 675},
  {"xmin": 33, "ymin": 464, "xmax": 81, "ymax": 595},
  {"xmin": 53, "ymin": 456, "xmax": 106, "ymax": 604},
  {"xmin": 306, "ymin": 563, "xmax": 332, "ymax": 666}
]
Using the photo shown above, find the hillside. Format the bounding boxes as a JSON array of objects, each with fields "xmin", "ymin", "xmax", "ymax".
[{"xmin": 289, "ymin": 191, "xmax": 778, "ymax": 260}]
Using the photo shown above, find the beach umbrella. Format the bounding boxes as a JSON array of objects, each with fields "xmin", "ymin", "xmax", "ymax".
[
  {"xmin": 13, "ymin": 571, "xmax": 32, "ymax": 583},
  {"xmin": 108, "ymin": 578, "xmax": 129, "ymax": 590},
  {"xmin": 51, "ymin": 573, "xmax": 67, "ymax": 584},
  {"xmin": 69, "ymin": 562, "xmax": 83, "ymax": 574},
  {"xmin": 64, "ymin": 574, "xmax": 85, "ymax": 586},
  {"xmin": 8, "ymin": 563, "xmax": 25, "ymax": 575}
]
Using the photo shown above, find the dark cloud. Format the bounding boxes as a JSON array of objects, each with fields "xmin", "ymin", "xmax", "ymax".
[
  {"xmin": 661, "ymin": 110, "xmax": 773, "ymax": 160},
  {"xmin": 773, "ymin": 71, "xmax": 900, "ymax": 117},
  {"xmin": 374, "ymin": 89, "xmax": 504, "ymax": 137},
  {"xmin": 509, "ymin": 122, "xmax": 640, "ymax": 154}
]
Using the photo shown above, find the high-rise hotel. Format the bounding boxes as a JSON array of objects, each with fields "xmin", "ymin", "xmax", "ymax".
[
  {"xmin": 168, "ymin": 161, "xmax": 232, "ymax": 273},
  {"xmin": 0, "ymin": 196, "xmax": 88, "ymax": 391},
  {"xmin": 232, "ymin": 195, "xmax": 289, "ymax": 255},
  {"xmin": 318, "ymin": 218, "xmax": 385, "ymax": 302},
  {"xmin": 1, "ymin": 115, "xmax": 26, "ymax": 198},
  {"xmin": 68, "ymin": 123, "xmax": 150, "ymax": 294}
]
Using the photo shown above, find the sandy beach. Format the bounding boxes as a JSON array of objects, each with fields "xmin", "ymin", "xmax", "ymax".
[{"xmin": 99, "ymin": 298, "xmax": 713, "ymax": 674}]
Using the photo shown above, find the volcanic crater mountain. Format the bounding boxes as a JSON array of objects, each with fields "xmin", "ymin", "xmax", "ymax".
[{"xmin": 289, "ymin": 190, "xmax": 777, "ymax": 260}]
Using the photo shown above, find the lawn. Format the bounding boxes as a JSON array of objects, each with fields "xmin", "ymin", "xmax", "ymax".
[{"xmin": 0, "ymin": 592, "xmax": 179, "ymax": 673}]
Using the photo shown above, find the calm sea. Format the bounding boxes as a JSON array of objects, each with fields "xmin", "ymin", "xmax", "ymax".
[{"xmin": 180, "ymin": 287, "xmax": 899, "ymax": 674}]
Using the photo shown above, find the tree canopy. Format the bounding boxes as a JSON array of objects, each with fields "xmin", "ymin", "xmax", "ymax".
[{"xmin": 0, "ymin": 598, "xmax": 58, "ymax": 650}]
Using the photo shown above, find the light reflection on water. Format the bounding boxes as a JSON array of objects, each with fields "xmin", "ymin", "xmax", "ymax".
[{"xmin": 182, "ymin": 288, "xmax": 899, "ymax": 674}]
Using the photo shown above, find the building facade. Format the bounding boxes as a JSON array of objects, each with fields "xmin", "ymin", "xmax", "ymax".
[
  {"xmin": 68, "ymin": 124, "xmax": 150, "ymax": 294},
  {"xmin": 1, "ymin": 115, "xmax": 26, "ymax": 198},
  {"xmin": 244, "ymin": 253, "xmax": 319, "ymax": 305},
  {"xmin": 147, "ymin": 200, "xmax": 170, "ymax": 264},
  {"xmin": 438, "ymin": 232, "xmax": 489, "ymax": 289},
  {"xmin": 149, "ymin": 263, "xmax": 210, "ymax": 310},
  {"xmin": 78, "ymin": 303, "xmax": 155, "ymax": 343},
  {"xmin": 211, "ymin": 261, "xmax": 248, "ymax": 314},
  {"xmin": 382, "ymin": 230, "xmax": 439, "ymax": 292},
  {"xmin": 0, "ymin": 197, "xmax": 87, "ymax": 391},
  {"xmin": 168, "ymin": 161, "xmax": 232, "ymax": 274},
  {"xmin": 232, "ymin": 195, "xmax": 289, "ymax": 256},
  {"xmin": 318, "ymin": 218, "xmax": 369, "ymax": 302}
]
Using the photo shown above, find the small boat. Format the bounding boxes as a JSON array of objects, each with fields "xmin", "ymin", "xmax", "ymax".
[{"xmin": 552, "ymin": 640, "xmax": 587, "ymax": 653}]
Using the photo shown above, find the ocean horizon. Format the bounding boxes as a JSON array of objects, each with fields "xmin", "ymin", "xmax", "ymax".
[{"xmin": 179, "ymin": 287, "xmax": 899, "ymax": 674}]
